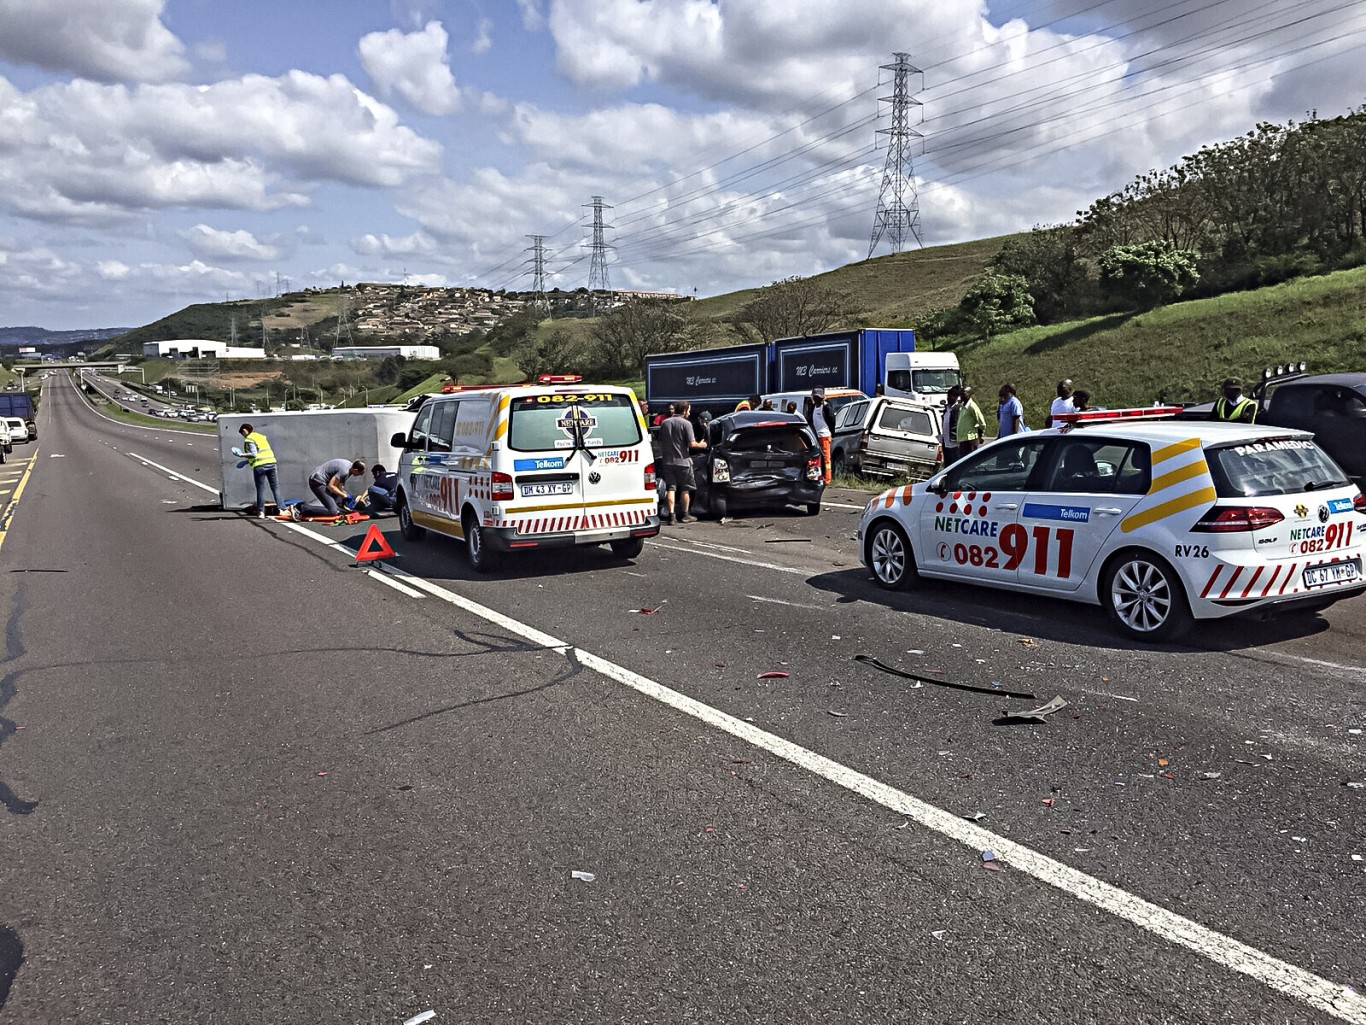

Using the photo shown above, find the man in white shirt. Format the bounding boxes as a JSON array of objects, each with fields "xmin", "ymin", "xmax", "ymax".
[
  {"xmin": 1047, "ymin": 379, "xmax": 1076, "ymax": 428},
  {"xmin": 808, "ymin": 387, "xmax": 833, "ymax": 483}
]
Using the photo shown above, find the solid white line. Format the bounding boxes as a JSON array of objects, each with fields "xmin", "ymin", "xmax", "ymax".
[
  {"xmin": 359, "ymin": 556, "xmax": 1361, "ymax": 1022},
  {"xmin": 365, "ymin": 568, "xmax": 424, "ymax": 598},
  {"xmin": 649, "ymin": 539, "xmax": 807, "ymax": 576},
  {"xmin": 823, "ymin": 500, "xmax": 867, "ymax": 510},
  {"xmin": 125, "ymin": 451, "xmax": 220, "ymax": 495}
]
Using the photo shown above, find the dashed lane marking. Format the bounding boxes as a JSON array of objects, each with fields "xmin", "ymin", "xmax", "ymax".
[{"xmin": 125, "ymin": 452, "xmax": 220, "ymax": 496}]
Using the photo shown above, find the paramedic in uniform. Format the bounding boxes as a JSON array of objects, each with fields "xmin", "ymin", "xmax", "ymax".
[
  {"xmin": 657, "ymin": 401, "xmax": 706, "ymax": 524},
  {"xmin": 1210, "ymin": 377, "xmax": 1258, "ymax": 423}
]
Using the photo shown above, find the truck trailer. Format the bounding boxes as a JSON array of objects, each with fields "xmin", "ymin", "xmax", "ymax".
[{"xmin": 644, "ymin": 328, "xmax": 961, "ymax": 416}]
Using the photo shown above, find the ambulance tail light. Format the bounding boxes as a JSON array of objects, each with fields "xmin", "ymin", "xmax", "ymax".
[
  {"xmin": 1190, "ymin": 506, "xmax": 1284, "ymax": 532},
  {"xmin": 644, "ymin": 462, "xmax": 657, "ymax": 491},
  {"xmin": 1355, "ymin": 493, "xmax": 1366, "ymax": 515},
  {"xmin": 491, "ymin": 471, "xmax": 515, "ymax": 501}
]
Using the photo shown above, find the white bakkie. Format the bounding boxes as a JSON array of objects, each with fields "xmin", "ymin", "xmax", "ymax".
[
  {"xmin": 393, "ymin": 378, "xmax": 660, "ymax": 572},
  {"xmin": 858, "ymin": 408, "xmax": 1366, "ymax": 640}
]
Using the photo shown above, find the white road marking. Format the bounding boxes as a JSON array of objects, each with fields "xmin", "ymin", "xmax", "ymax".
[
  {"xmin": 747, "ymin": 594, "xmax": 823, "ymax": 609},
  {"xmin": 650, "ymin": 539, "xmax": 807, "ymax": 576},
  {"xmin": 823, "ymin": 500, "xmax": 867, "ymax": 510},
  {"xmin": 125, "ymin": 452, "xmax": 220, "ymax": 495},
  {"xmin": 354, "ymin": 558, "xmax": 1363, "ymax": 1022},
  {"xmin": 1260, "ymin": 651, "xmax": 1365, "ymax": 679},
  {"xmin": 366, "ymin": 568, "xmax": 424, "ymax": 598},
  {"xmin": 660, "ymin": 535, "xmax": 753, "ymax": 554}
]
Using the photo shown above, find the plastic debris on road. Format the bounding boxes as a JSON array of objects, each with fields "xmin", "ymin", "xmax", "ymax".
[
  {"xmin": 570, "ymin": 871, "xmax": 596, "ymax": 882},
  {"xmin": 828, "ymin": 710, "xmax": 848, "ymax": 717},
  {"xmin": 964, "ymin": 811, "xmax": 987, "ymax": 822},
  {"xmin": 404, "ymin": 1012, "xmax": 437, "ymax": 1025},
  {"xmin": 856, "ymin": 654, "xmax": 1037, "ymax": 700},
  {"xmin": 632, "ymin": 601, "xmax": 667, "ymax": 614},
  {"xmin": 1041, "ymin": 798, "xmax": 1055, "ymax": 807},
  {"xmin": 981, "ymin": 849, "xmax": 997, "ymax": 861},
  {"xmin": 998, "ymin": 695, "xmax": 1070, "ymax": 724},
  {"xmin": 1017, "ymin": 637, "xmax": 1039, "ymax": 648},
  {"xmin": 756, "ymin": 671, "xmax": 790, "ymax": 679},
  {"xmin": 1201, "ymin": 771, "xmax": 1223, "ymax": 780},
  {"xmin": 931, "ymin": 930, "xmax": 946, "ymax": 941},
  {"xmin": 1346, "ymin": 782, "xmax": 1365, "ymax": 790}
]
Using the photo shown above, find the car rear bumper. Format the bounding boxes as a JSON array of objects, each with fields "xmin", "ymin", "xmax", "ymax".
[
  {"xmin": 717, "ymin": 479, "xmax": 824, "ymax": 507},
  {"xmin": 1186, "ymin": 552, "xmax": 1366, "ymax": 619},
  {"xmin": 490, "ymin": 520, "xmax": 661, "ymax": 551}
]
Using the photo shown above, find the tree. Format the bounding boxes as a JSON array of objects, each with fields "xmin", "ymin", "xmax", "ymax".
[
  {"xmin": 1097, "ymin": 242, "xmax": 1199, "ymax": 310},
  {"xmin": 959, "ymin": 272, "xmax": 1035, "ymax": 339},
  {"xmin": 992, "ymin": 226, "xmax": 1095, "ymax": 324},
  {"xmin": 514, "ymin": 328, "xmax": 587, "ymax": 381},
  {"xmin": 731, "ymin": 275, "xmax": 853, "ymax": 343},
  {"xmin": 588, "ymin": 299, "xmax": 700, "ymax": 378},
  {"xmin": 375, "ymin": 354, "xmax": 406, "ymax": 384}
]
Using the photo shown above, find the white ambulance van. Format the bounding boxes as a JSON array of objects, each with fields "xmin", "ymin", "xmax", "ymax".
[{"xmin": 391, "ymin": 378, "xmax": 660, "ymax": 571}]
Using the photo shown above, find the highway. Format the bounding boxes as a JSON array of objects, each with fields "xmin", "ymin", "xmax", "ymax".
[{"xmin": 0, "ymin": 374, "xmax": 1363, "ymax": 1024}]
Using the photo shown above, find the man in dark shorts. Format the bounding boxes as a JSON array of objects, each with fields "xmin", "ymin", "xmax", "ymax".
[{"xmin": 657, "ymin": 401, "xmax": 707, "ymax": 524}]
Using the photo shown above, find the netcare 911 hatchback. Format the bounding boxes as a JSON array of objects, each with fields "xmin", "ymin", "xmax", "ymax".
[{"xmin": 858, "ymin": 408, "xmax": 1366, "ymax": 640}]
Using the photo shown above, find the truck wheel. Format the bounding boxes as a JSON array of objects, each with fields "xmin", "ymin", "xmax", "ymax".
[
  {"xmin": 609, "ymin": 537, "xmax": 645, "ymax": 559},
  {"xmin": 397, "ymin": 497, "xmax": 425, "ymax": 541},
  {"xmin": 1101, "ymin": 551, "xmax": 1192, "ymax": 641},
  {"xmin": 463, "ymin": 511, "xmax": 501, "ymax": 572}
]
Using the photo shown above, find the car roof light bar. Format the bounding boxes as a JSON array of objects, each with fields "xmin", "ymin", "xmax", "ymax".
[{"xmin": 1052, "ymin": 406, "xmax": 1185, "ymax": 429}]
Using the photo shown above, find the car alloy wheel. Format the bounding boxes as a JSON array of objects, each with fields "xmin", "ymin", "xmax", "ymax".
[
  {"xmin": 1103, "ymin": 552, "xmax": 1192, "ymax": 641},
  {"xmin": 868, "ymin": 521, "xmax": 916, "ymax": 590}
]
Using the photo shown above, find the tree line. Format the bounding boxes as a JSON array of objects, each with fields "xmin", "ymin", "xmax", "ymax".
[{"xmin": 926, "ymin": 106, "xmax": 1366, "ymax": 341}]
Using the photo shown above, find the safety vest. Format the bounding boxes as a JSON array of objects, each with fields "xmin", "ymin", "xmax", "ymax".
[
  {"xmin": 244, "ymin": 431, "xmax": 276, "ymax": 468},
  {"xmin": 1213, "ymin": 396, "xmax": 1257, "ymax": 423}
]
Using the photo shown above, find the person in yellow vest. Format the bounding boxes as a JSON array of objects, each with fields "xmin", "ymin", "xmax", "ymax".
[
  {"xmin": 1211, "ymin": 377, "xmax": 1258, "ymax": 424},
  {"xmin": 232, "ymin": 422, "xmax": 283, "ymax": 518}
]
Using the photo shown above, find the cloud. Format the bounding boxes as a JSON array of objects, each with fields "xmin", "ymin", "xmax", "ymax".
[
  {"xmin": 182, "ymin": 225, "xmax": 281, "ymax": 262},
  {"xmin": 0, "ymin": 70, "xmax": 442, "ymax": 226},
  {"xmin": 0, "ymin": 0, "xmax": 188, "ymax": 83},
  {"xmin": 358, "ymin": 21, "xmax": 462, "ymax": 115},
  {"xmin": 96, "ymin": 260, "xmax": 130, "ymax": 279},
  {"xmin": 473, "ymin": 19, "xmax": 494, "ymax": 54},
  {"xmin": 351, "ymin": 231, "xmax": 440, "ymax": 257}
]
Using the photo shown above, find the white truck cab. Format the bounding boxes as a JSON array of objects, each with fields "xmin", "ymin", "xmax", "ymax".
[
  {"xmin": 392, "ymin": 379, "xmax": 660, "ymax": 571},
  {"xmin": 883, "ymin": 351, "xmax": 963, "ymax": 407}
]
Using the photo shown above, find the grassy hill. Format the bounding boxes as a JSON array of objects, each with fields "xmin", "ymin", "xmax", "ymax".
[{"xmin": 946, "ymin": 264, "xmax": 1366, "ymax": 425}]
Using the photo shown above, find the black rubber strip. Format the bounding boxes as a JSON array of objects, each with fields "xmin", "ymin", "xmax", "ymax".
[{"xmin": 854, "ymin": 654, "xmax": 1037, "ymax": 700}]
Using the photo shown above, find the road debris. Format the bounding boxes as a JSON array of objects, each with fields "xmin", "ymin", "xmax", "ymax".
[
  {"xmin": 828, "ymin": 710, "xmax": 848, "ymax": 718},
  {"xmin": 1200, "ymin": 772, "xmax": 1223, "ymax": 780},
  {"xmin": 570, "ymin": 871, "xmax": 596, "ymax": 882},
  {"xmin": 404, "ymin": 1012, "xmax": 436, "ymax": 1025},
  {"xmin": 756, "ymin": 671, "xmax": 790, "ymax": 679},
  {"xmin": 633, "ymin": 601, "xmax": 667, "ymax": 614},
  {"xmin": 764, "ymin": 537, "xmax": 811, "ymax": 543},
  {"xmin": 855, "ymin": 654, "xmax": 1037, "ymax": 700},
  {"xmin": 964, "ymin": 811, "xmax": 987, "ymax": 822},
  {"xmin": 1346, "ymin": 782, "xmax": 1365, "ymax": 790},
  {"xmin": 1017, "ymin": 637, "xmax": 1039, "ymax": 648},
  {"xmin": 1041, "ymin": 798, "xmax": 1055, "ymax": 808},
  {"xmin": 931, "ymin": 930, "xmax": 947, "ymax": 941},
  {"xmin": 997, "ymin": 695, "xmax": 1070, "ymax": 724}
]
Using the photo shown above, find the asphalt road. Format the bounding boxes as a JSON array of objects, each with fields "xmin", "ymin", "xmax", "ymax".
[{"xmin": 0, "ymin": 376, "xmax": 1362, "ymax": 1024}]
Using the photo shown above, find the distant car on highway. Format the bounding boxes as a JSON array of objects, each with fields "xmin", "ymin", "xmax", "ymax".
[{"xmin": 859, "ymin": 408, "xmax": 1366, "ymax": 641}]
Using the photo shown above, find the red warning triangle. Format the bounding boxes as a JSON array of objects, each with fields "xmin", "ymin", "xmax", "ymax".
[{"xmin": 355, "ymin": 523, "xmax": 398, "ymax": 563}]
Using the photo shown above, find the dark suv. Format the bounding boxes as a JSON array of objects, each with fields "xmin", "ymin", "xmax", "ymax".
[
  {"xmin": 691, "ymin": 411, "xmax": 825, "ymax": 518},
  {"xmin": 1260, "ymin": 372, "xmax": 1366, "ymax": 489}
]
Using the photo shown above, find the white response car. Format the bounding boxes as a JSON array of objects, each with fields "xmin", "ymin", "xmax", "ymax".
[{"xmin": 858, "ymin": 410, "xmax": 1366, "ymax": 640}]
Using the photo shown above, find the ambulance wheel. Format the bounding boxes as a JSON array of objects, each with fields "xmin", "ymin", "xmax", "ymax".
[
  {"xmin": 610, "ymin": 537, "xmax": 645, "ymax": 559},
  {"xmin": 1102, "ymin": 550, "xmax": 1192, "ymax": 642},
  {"xmin": 463, "ymin": 511, "xmax": 501, "ymax": 572},
  {"xmin": 397, "ymin": 498, "xmax": 425, "ymax": 541},
  {"xmin": 867, "ymin": 520, "xmax": 917, "ymax": 590}
]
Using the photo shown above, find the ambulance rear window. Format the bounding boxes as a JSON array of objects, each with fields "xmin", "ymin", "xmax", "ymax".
[
  {"xmin": 1207, "ymin": 438, "xmax": 1349, "ymax": 497},
  {"xmin": 508, "ymin": 393, "xmax": 642, "ymax": 452}
]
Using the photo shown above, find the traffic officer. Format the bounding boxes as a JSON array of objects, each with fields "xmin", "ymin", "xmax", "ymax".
[
  {"xmin": 232, "ymin": 423, "xmax": 283, "ymax": 518},
  {"xmin": 1211, "ymin": 377, "xmax": 1258, "ymax": 423}
]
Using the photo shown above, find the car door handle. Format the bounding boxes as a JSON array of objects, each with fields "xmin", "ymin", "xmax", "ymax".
[
  {"xmin": 994, "ymin": 503, "xmax": 1019, "ymax": 511},
  {"xmin": 1096, "ymin": 507, "xmax": 1123, "ymax": 515}
]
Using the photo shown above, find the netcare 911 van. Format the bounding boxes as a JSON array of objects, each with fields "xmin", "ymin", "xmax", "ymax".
[{"xmin": 392, "ymin": 377, "xmax": 660, "ymax": 571}]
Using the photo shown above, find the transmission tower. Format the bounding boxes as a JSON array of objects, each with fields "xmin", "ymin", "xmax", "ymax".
[
  {"xmin": 868, "ymin": 52, "xmax": 924, "ymax": 258},
  {"xmin": 584, "ymin": 195, "xmax": 614, "ymax": 297},
  {"xmin": 526, "ymin": 234, "xmax": 549, "ymax": 315}
]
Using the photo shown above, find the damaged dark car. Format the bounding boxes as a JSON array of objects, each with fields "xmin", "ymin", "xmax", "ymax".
[{"xmin": 692, "ymin": 410, "xmax": 825, "ymax": 518}]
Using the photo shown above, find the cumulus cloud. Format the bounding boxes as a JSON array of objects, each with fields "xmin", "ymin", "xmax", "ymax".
[
  {"xmin": 473, "ymin": 18, "xmax": 494, "ymax": 54},
  {"xmin": 0, "ymin": 0, "xmax": 188, "ymax": 83},
  {"xmin": 182, "ymin": 225, "xmax": 281, "ymax": 262},
  {"xmin": 358, "ymin": 21, "xmax": 462, "ymax": 115},
  {"xmin": 351, "ymin": 231, "xmax": 440, "ymax": 257},
  {"xmin": 0, "ymin": 70, "xmax": 441, "ymax": 226}
]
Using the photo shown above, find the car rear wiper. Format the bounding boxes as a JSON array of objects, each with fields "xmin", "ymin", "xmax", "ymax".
[{"xmin": 1302, "ymin": 479, "xmax": 1345, "ymax": 491}]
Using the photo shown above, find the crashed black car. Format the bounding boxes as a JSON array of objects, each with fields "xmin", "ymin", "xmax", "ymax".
[{"xmin": 692, "ymin": 410, "xmax": 825, "ymax": 518}]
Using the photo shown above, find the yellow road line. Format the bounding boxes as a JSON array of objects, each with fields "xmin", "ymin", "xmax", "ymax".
[{"xmin": 0, "ymin": 443, "xmax": 38, "ymax": 553}]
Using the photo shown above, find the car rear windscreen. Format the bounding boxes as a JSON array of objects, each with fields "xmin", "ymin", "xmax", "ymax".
[
  {"xmin": 726, "ymin": 426, "xmax": 815, "ymax": 453},
  {"xmin": 508, "ymin": 392, "xmax": 642, "ymax": 451},
  {"xmin": 1208, "ymin": 438, "xmax": 1349, "ymax": 497}
]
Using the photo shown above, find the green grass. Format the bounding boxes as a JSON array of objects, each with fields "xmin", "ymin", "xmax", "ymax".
[{"xmin": 944, "ymin": 264, "xmax": 1366, "ymax": 427}]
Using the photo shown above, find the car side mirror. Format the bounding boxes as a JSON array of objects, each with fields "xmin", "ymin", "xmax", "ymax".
[
  {"xmin": 927, "ymin": 477, "xmax": 949, "ymax": 496},
  {"xmin": 391, "ymin": 431, "xmax": 409, "ymax": 449}
]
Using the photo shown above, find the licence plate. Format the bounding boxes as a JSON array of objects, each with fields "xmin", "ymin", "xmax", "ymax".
[
  {"xmin": 1303, "ymin": 559, "xmax": 1361, "ymax": 587},
  {"xmin": 521, "ymin": 482, "xmax": 575, "ymax": 497}
]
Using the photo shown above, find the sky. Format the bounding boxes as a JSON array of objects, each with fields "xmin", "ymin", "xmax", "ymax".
[{"xmin": 1, "ymin": 0, "xmax": 1363, "ymax": 331}]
